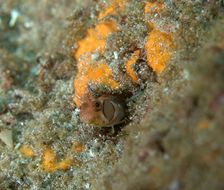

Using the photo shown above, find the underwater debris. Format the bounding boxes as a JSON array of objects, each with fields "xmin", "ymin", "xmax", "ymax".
[
  {"xmin": 0, "ymin": 129, "xmax": 13, "ymax": 149},
  {"xmin": 9, "ymin": 9, "xmax": 19, "ymax": 27}
]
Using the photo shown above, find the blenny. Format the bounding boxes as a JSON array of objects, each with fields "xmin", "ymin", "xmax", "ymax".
[{"xmin": 73, "ymin": 0, "xmax": 174, "ymax": 127}]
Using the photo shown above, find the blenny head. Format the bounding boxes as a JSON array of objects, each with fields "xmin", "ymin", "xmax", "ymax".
[{"xmin": 79, "ymin": 95, "xmax": 126, "ymax": 127}]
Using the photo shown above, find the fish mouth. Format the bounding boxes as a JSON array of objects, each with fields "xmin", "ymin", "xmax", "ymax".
[{"xmin": 101, "ymin": 97, "xmax": 126, "ymax": 127}]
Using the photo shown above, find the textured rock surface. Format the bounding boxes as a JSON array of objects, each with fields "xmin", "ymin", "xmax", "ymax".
[{"xmin": 0, "ymin": 0, "xmax": 224, "ymax": 189}]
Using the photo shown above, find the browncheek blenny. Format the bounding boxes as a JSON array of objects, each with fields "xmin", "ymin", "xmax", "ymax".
[{"xmin": 79, "ymin": 95, "xmax": 126, "ymax": 127}]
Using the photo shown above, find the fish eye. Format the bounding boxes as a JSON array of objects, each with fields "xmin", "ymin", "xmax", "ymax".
[{"xmin": 94, "ymin": 100, "xmax": 101, "ymax": 111}]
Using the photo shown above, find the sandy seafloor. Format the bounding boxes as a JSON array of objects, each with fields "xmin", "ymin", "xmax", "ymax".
[{"xmin": 0, "ymin": 0, "xmax": 224, "ymax": 189}]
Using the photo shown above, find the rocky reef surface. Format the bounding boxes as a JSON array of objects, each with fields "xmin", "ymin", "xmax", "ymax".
[{"xmin": 0, "ymin": 0, "xmax": 224, "ymax": 189}]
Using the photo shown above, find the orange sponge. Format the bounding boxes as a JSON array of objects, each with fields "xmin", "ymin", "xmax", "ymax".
[
  {"xmin": 41, "ymin": 147, "xmax": 75, "ymax": 172},
  {"xmin": 98, "ymin": 0, "xmax": 127, "ymax": 19},
  {"xmin": 125, "ymin": 50, "xmax": 140, "ymax": 83},
  {"xmin": 145, "ymin": 29, "xmax": 174, "ymax": 74},
  {"xmin": 19, "ymin": 145, "xmax": 35, "ymax": 158}
]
